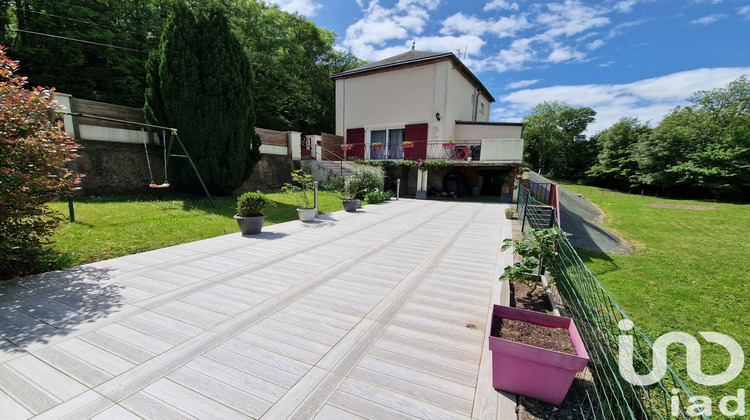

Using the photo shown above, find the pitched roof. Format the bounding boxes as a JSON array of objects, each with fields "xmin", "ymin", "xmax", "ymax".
[{"xmin": 331, "ymin": 50, "xmax": 496, "ymax": 102}]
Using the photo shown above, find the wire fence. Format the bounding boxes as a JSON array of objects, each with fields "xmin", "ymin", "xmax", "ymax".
[{"xmin": 516, "ymin": 184, "xmax": 705, "ymax": 420}]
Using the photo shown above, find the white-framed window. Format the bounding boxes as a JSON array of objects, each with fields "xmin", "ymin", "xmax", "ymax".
[{"xmin": 368, "ymin": 127, "xmax": 404, "ymax": 160}]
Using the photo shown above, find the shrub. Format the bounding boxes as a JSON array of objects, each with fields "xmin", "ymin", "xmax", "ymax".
[
  {"xmin": 0, "ymin": 47, "xmax": 83, "ymax": 280},
  {"xmin": 236, "ymin": 191, "xmax": 274, "ymax": 217},
  {"xmin": 345, "ymin": 166, "xmax": 384, "ymax": 199},
  {"xmin": 282, "ymin": 169, "xmax": 315, "ymax": 208},
  {"xmin": 364, "ymin": 189, "xmax": 393, "ymax": 204}
]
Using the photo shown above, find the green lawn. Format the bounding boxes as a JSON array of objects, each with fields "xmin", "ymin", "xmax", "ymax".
[
  {"xmin": 559, "ymin": 183, "xmax": 749, "ymax": 415},
  {"xmin": 46, "ymin": 191, "xmax": 344, "ymax": 268}
]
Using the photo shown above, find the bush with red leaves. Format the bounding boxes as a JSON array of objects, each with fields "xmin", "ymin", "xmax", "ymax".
[{"xmin": 0, "ymin": 46, "xmax": 83, "ymax": 280}]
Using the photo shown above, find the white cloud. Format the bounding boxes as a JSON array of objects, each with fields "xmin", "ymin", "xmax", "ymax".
[
  {"xmin": 738, "ymin": 6, "xmax": 750, "ymax": 20},
  {"xmin": 484, "ymin": 0, "xmax": 520, "ymax": 12},
  {"xmin": 547, "ymin": 46, "xmax": 586, "ymax": 63},
  {"xmin": 537, "ymin": 0, "xmax": 610, "ymax": 38},
  {"xmin": 441, "ymin": 12, "xmax": 529, "ymax": 37},
  {"xmin": 690, "ymin": 14, "xmax": 727, "ymax": 25},
  {"xmin": 506, "ymin": 79, "xmax": 540, "ymax": 89},
  {"xmin": 272, "ymin": 0, "xmax": 322, "ymax": 17},
  {"xmin": 587, "ymin": 39, "xmax": 605, "ymax": 50},
  {"xmin": 341, "ymin": 0, "xmax": 439, "ymax": 60},
  {"xmin": 415, "ymin": 35, "xmax": 486, "ymax": 56},
  {"xmin": 495, "ymin": 67, "xmax": 750, "ymax": 134}
]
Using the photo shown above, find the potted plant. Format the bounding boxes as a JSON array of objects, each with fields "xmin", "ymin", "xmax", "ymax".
[
  {"xmin": 442, "ymin": 140, "xmax": 455, "ymax": 148},
  {"xmin": 339, "ymin": 189, "xmax": 360, "ymax": 212},
  {"xmin": 283, "ymin": 169, "xmax": 316, "ymax": 222},
  {"xmin": 489, "ymin": 304, "xmax": 589, "ymax": 405},
  {"xmin": 371, "ymin": 142, "xmax": 384, "ymax": 149},
  {"xmin": 505, "ymin": 208, "xmax": 516, "ymax": 219},
  {"xmin": 234, "ymin": 191, "xmax": 273, "ymax": 235},
  {"xmin": 340, "ymin": 143, "xmax": 352, "ymax": 151},
  {"xmin": 490, "ymin": 227, "xmax": 587, "ymax": 405},
  {"xmin": 402, "ymin": 141, "xmax": 414, "ymax": 149}
]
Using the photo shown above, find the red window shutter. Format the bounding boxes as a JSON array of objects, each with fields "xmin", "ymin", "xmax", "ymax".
[
  {"xmin": 346, "ymin": 128, "xmax": 365, "ymax": 159},
  {"xmin": 404, "ymin": 123, "xmax": 428, "ymax": 160}
]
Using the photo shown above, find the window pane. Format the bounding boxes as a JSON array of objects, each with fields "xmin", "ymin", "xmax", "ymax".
[
  {"xmin": 389, "ymin": 129, "xmax": 404, "ymax": 145},
  {"xmin": 371, "ymin": 130, "xmax": 386, "ymax": 144}
]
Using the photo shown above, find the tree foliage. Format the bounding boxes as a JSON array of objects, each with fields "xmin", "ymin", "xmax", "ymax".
[
  {"xmin": 1, "ymin": 0, "xmax": 163, "ymax": 107},
  {"xmin": 145, "ymin": 1, "xmax": 260, "ymax": 195},
  {"xmin": 0, "ymin": 47, "xmax": 83, "ymax": 279},
  {"xmin": 633, "ymin": 76, "xmax": 750, "ymax": 198},
  {"xmin": 587, "ymin": 117, "xmax": 651, "ymax": 189},
  {"xmin": 0, "ymin": 1, "xmax": 362, "ymax": 134},
  {"xmin": 522, "ymin": 101, "xmax": 597, "ymax": 179},
  {"xmin": 225, "ymin": 1, "xmax": 364, "ymax": 134}
]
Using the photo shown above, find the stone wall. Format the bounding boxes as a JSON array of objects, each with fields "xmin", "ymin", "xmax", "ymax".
[
  {"xmin": 68, "ymin": 140, "xmax": 172, "ymax": 195},
  {"xmin": 238, "ymin": 154, "xmax": 295, "ymax": 191}
]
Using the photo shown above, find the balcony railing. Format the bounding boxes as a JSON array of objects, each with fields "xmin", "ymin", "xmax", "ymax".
[{"xmin": 339, "ymin": 139, "xmax": 523, "ymax": 163}]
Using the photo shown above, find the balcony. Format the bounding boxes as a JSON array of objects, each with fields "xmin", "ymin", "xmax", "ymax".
[{"xmin": 340, "ymin": 139, "xmax": 524, "ymax": 164}]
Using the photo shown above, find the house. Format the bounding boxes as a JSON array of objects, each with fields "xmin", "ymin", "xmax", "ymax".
[{"xmin": 331, "ymin": 49, "xmax": 524, "ymax": 200}]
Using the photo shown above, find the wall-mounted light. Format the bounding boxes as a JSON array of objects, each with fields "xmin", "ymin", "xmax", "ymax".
[{"xmin": 435, "ymin": 112, "xmax": 441, "ymax": 121}]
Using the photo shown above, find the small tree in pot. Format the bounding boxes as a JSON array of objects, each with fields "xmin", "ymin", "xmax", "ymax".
[
  {"xmin": 283, "ymin": 169, "xmax": 316, "ymax": 221},
  {"xmin": 235, "ymin": 191, "xmax": 273, "ymax": 235}
]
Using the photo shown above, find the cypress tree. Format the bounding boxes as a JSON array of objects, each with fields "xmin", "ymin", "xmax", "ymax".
[{"xmin": 145, "ymin": 1, "xmax": 260, "ymax": 195}]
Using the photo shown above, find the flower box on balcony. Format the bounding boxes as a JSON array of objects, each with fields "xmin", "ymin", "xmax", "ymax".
[
  {"xmin": 402, "ymin": 142, "xmax": 414, "ymax": 149},
  {"xmin": 340, "ymin": 144, "xmax": 352, "ymax": 150},
  {"xmin": 371, "ymin": 143, "xmax": 384, "ymax": 149},
  {"xmin": 443, "ymin": 142, "xmax": 455, "ymax": 148}
]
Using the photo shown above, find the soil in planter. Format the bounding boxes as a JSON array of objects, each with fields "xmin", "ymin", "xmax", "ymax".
[{"xmin": 494, "ymin": 317, "xmax": 577, "ymax": 355}]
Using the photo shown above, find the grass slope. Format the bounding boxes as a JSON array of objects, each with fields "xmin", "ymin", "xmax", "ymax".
[
  {"xmin": 46, "ymin": 191, "xmax": 344, "ymax": 267},
  {"xmin": 560, "ymin": 183, "xmax": 749, "ymax": 416}
]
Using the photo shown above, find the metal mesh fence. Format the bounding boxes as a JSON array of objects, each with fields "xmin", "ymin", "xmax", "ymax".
[{"xmin": 515, "ymin": 184, "xmax": 705, "ymax": 419}]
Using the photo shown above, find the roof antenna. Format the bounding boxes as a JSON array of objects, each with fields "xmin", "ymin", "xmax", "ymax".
[{"xmin": 412, "ymin": 41, "xmax": 415, "ymax": 51}]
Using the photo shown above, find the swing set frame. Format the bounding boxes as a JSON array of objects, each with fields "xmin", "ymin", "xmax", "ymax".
[{"xmin": 65, "ymin": 112, "xmax": 216, "ymax": 208}]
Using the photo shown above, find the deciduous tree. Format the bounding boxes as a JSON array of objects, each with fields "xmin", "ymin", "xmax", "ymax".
[{"xmin": 522, "ymin": 101, "xmax": 597, "ymax": 180}]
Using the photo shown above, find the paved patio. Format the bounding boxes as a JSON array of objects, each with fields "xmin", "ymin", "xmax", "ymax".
[{"xmin": 0, "ymin": 199, "xmax": 516, "ymax": 419}]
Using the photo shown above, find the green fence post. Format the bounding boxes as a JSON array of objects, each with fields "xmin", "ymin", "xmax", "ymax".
[{"xmin": 520, "ymin": 187, "xmax": 529, "ymax": 233}]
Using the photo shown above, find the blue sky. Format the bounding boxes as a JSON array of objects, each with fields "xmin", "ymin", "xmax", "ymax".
[{"xmin": 273, "ymin": 0, "xmax": 750, "ymax": 133}]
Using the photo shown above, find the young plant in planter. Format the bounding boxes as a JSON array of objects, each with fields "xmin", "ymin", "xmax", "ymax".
[
  {"xmin": 442, "ymin": 140, "xmax": 455, "ymax": 148},
  {"xmin": 340, "ymin": 175, "xmax": 362, "ymax": 213},
  {"xmin": 491, "ymin": 227, "xmax": 588, "ymax": 405},
  {"xmin": 340, "ymin": 143, "xmax": 353, "ymax": 150},
  {"xmin": 282, "ymin": 169, "xmax": 316, "ymax": 222},
  {"xmin": 505, "ymin": 208, "xmax": 516, "ymax": 219},
  {"xmin": 371, "ymin": 142, "xmax": 384, "ymax": 149},
  {"xmin": 234, "ymin": 191, "xmax": 274, "ymax": 235},
  {"xmin": 402, "ymin": 141, "xmax": 414, "ymax": 149}
]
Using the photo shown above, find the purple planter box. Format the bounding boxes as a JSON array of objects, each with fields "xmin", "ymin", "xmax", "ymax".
[{"xmin": 488, "ymin": 304, "xmax": 589, "ymax": 406}]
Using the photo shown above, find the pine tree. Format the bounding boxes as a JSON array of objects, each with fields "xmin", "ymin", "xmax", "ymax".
[{"xmin": 145, "ymin": 1, "xmax": 260, "ymax": 195}]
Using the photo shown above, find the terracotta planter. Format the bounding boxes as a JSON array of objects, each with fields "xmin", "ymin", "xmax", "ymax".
[
  {"xmin": 402, "ymin": 143, "xmax": 414, "ymax": 149},
  {"xmin": 443, "ymin": 143, "xmax": 455, "ymax": 148},
  {"xmin": 342, "ymin": 199, "xmax": 359, "ymax": 212},
  {"xmin": 489, "ymin": 304, "xmax": 589, "ymax": 406},
  {"xmin": 371, "ymin": 145, "xmax": 384, "ymax": 149},
  {"xmin": 297, "ymin": 208, "xmax": 316, "ymax": 222},
  {"xmin": 234, "ymin": 214, "xmax": 266, "ymax": 235},
  {"xmin": 340, "ymin": 145, "xmax": 352, "ymax": 150}
]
